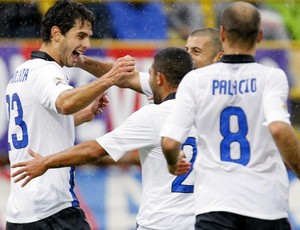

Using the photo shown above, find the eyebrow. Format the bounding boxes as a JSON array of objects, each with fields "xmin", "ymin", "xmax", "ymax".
[{"xmin": 77, "ymin": 31, "xmax": 92, "ymax": 38}]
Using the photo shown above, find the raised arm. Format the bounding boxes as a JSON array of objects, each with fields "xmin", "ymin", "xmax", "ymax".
[
  {"xmin": 269, "ymin": 121, "xmax": 300, "ymax": 179},
  {"xmin": 75, "ymin": 55, "xmax": 114, "ymax": 78},
  {"xmin": 56, "ymin": 57, "xmax": 134, "ymax": 115},
  {"xmin": 12, "ymin": 140, "xmax": 107, "ymax": 187},
  {"xmin": 77, "ymin": 55, "xmax": 144, "ymax": 93}
]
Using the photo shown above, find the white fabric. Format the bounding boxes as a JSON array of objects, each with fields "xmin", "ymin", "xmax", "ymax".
[
  {"xmin": 139, "ymin": 72, "xmax": 152, "ymax": 97},
  {"xmin": 97, "ymin": 99, "xmax": 196, "ymax": 230},
  {"xmin": 6, "ymin": 58, "xmax": 77, "ymax": 223},
  {"xmin": 161, "ymin": 61, "xmax": 290, "ymax": 220}
]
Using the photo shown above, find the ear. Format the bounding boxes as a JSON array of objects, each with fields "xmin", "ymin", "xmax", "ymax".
[
  {"xmin": 257, "ymin": 29, "xmax": 263, "ymax": 43},
  {"xmin": 156, "ymin": 72, "xmax": 164, "ymax": 86},
  {"xmin": 214, "ymin": 51, "xmax": 224, "ymax": 63},
  {"xmin": 220, "ymin": 25, "xmax": 226, "ymax": 42},
  {"xmin": 50, "ymin": 26, "xmax": 62, "ymax": 42}
]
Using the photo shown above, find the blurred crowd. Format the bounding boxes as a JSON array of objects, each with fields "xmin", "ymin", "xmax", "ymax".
[{"xmin": 0, "ymin": 1, "xmax": 297, "ymax": 41}]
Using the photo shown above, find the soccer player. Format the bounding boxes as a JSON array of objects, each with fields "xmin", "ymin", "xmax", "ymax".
[
  {"xmin": 12, "ymin": 47, "xmax": 195, "ymax": 230},
  {"xmin": 185, "ymin": 28, "xmax": 223, "ymax": 69},
  {"xmin": 5, "ymin": 0, "xmax": 134, "ymax": 229},
  {"xmin": 161, "ymin": 2, "xmax": 300, "ymax": 230}
]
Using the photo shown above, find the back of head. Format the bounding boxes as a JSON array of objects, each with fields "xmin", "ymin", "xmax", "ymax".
[
  {"xmin": 41, "ymin": 0, "xmax": 95, "ymax": 42},
  {"xmin": 153, "ymin": 47, "xmax": 193, "ymax": 88},
  {"xmin": 190, "ymin": 28, "xmax": 223, "ymax": 57},
  {"xmin": 221, "ymin": 1, "xmax": 260, "ymax": 49}
]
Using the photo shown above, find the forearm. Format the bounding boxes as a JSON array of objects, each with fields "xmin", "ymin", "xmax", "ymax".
[
  {"xmin": 76, "ymin": 55, "xmax": 113, "ymax": 78},
  {"xmin": 270, "ymin": 122, "xmax": 300, "ymax": 178},
  {"xmin": 117, "ymin": 71, "xmax": 144, "ymax": 93},
  {"xmin": 73, "ymin": 109, "xmax": 92, "ymax": 127},
  {"xmin": 56, "ymin": 77, "xmax": 111, "ymax": 115},
  {"xmin": 161, "ymin": 137, "xmax": 181, "ymax": 168},
  {"xmin": 44, "ymin": 140, "xmax": 107, "ymax": 168}
]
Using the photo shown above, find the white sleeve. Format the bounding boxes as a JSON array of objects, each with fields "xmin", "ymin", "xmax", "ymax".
[
  {"xmin": 160, "ymin": 74, "xmax": 197, "ymax": 143},
  {"xmin": 33, "ymin": 63, "xmax": 73, "ymax": 113},
  {"xmin": 263, "ymin": 68, "xmax": 291, "ymax": 125},
  {"xmin": 96, "ymin": 105, "xmax": 158, "ymax": 161},
  {"xmin": 139, "ymin": 72, "xmax": 152, "ymax": 97}
]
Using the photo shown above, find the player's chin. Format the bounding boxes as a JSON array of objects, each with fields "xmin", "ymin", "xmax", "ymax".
[{"xmin": 65, "ymin": 60, "xmax": 77, "ymax": 67}]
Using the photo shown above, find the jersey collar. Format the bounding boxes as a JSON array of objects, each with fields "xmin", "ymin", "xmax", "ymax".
[
  {"xmin": 220, "ymin": 54, "xmax": 256, "ymax": 63},
  {"xmin": 162, "ymin": 92, "xmax": 176, "ymax": 102},
  {"xmin": 31, "ymin": 51, "xmax": 56, "ymax": 62}
]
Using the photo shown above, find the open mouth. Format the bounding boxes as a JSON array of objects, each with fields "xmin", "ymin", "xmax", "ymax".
[{"xmin": 71, "ymin": 51, "xmax": 80, "ymax": 62}]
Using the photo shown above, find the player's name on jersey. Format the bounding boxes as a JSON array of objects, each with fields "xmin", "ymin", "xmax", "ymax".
[
  {"xmin": 212, "ymin": 78, "xmax": 256, "ymax": 95},
  {"xmin": 9, "ymin": 68, "xmax": 29, "ymax": 84}
]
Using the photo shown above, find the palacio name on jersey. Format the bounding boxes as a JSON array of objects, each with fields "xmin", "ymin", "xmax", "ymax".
[
  {"xmin": 9, "ymin": 68, "xmax": 29, "ymax": 84},
  {"xmin": 212, "ymin": 78, "xmax": 256, "ymax": 95}
]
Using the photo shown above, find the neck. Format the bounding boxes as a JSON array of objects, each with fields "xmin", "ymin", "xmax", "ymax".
[
  {"xmin": 39, "ymin": 43, "xmax": 61, "ymax": 66},
  {"xmin": 161, "ymin": 90, "xmax": 177, "ymax": 102},
  {"xmin": 222, "ymin": 42, "xmax": 256, "ymax": 56}
]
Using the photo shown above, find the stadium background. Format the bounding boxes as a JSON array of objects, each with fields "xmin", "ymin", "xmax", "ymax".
[{"xmin": 1, "ymin": 0, "xmax": 300, "ymax": 229}]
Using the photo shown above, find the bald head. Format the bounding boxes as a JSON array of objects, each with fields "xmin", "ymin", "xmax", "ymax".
[{"xmin": 221, "ymin": 1, "xmax": 261, "ymax": 49}]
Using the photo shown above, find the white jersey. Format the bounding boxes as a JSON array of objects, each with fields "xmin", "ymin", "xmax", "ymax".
[
  {"xmin": 139, "ymin": 72, "xmax": 152, "ymax": 98},
  {"xmin": 5, "ymin": 57, "xmax": 78, "ymax": 223},
  {"xmin": 96, "ymin": 96, "xmax": 196, "ymax": 230},
  {"xmin": 161, "ymin": 55, "xmax": 291, "ymax": 220}
]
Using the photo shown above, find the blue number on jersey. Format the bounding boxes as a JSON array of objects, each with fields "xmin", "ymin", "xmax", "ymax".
[
  {"xmin": 220, "ymin": 106, "xmax": 250, "ymax": 166},
  {"xmin": 171, "ymin": 137, "xmax": 197, "ymax": 193},
  {"xmin": 6, "ymin": 93, "xmax": 29, "ymax": 149}
]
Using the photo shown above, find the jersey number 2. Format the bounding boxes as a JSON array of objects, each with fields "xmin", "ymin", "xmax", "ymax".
[
  {"xmin": 6, "ymin": 93, "xmax": 29, "ymax": 150},
  {"xmin": 171, "ymin": 137, "xmax": 197, "ymax": 193}
]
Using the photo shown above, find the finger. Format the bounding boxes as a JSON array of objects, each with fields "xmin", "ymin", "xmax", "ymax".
[
  {"xmin": 117, "ymin": 55, "xmax": 135, "ymax": 62},
  {"xmin": 21, "ymin": 176, "xmax": 33, "ymax": 187},
  {"xmin": 11, "ymin": 162, "xmax": 27, "ymax": 168},
  {"xmin": 13, "ymin": 173, "xmax": 28, "ymax": 183},
  {"xmin": 11, "ymin": 168, "xmax": 26, "ymax": 177},
  {"xmin": 28, "ymin": 149, "xmax": 37, "ymax": 157},
  {"xmin": 103, "ymin": 95, "xmax": 109, "ymax": 103},
  {"xmin": 175, "ymin": 166, "xmax": 191, "ymax": 175}
]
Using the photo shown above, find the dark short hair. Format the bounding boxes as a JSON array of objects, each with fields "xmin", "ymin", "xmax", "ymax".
[
  {"xmin": 41, "ymin": 0, "xmax": 95, "ymax": 42},
  {"xmin": 153, "ymin": 47, "xmax": 193, "ymax": 89}
]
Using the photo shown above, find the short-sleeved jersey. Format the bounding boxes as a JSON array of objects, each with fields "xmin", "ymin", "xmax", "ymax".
[
  {"xmin": 5, "ymin": 57, "xmax": 79, "ymax": 223},
  {"xmin": 139, "ymin": 72, "xmax": 152, "ymax": 97},
  {"xmin": 96, "ymin": 97, "xmax": 197, "ymax": 230},
  {"xmin": 161, "ymin": 55, "xmax": 291, "ymax": 220}
]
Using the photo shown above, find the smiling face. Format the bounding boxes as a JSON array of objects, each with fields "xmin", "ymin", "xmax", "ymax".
[
  {"xmin": 58, "ymin": 20, "xmax": 93, "ymax": 67},
  {"xmin": 185, "ymin": 35, "xmax": 217, "ymax": 69}
]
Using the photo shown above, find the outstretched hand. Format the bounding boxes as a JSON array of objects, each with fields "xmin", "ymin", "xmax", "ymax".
[
  {"xmin": 167, "ymin": 151, "xmax": 191, "ymax": 175},
  {"xmin": 11, "ymin": 149, "xmax": 48, "ymax": 187}
]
